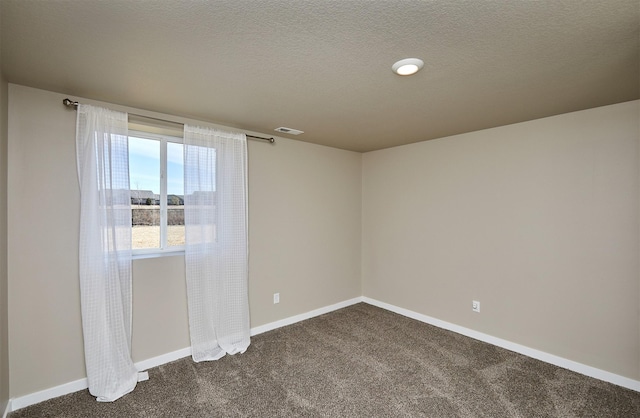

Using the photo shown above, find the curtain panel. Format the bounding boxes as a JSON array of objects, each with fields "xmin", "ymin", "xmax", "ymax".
[
  {"xmin": 183, "ymin": 125, "xmax": 250, "ymax": 362},
  {"xmin": 75, "ymin": 104, "xmax": 138, "ymax": 401}
]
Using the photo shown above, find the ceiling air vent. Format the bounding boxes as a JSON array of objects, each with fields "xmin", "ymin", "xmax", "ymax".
[{"xmin": 275, "ymin": 127, "xmax": 304, "ymax": 135}]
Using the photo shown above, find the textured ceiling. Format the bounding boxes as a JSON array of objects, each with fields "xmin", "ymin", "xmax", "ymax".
[{"xmin": 1, "ymin": 0, "xmax": 638, "ymax": 152}]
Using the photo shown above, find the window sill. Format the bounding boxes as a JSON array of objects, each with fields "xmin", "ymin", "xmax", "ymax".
[{"xmin": 132, "ymin": 249, "xmax": 185, "ymax": 260}]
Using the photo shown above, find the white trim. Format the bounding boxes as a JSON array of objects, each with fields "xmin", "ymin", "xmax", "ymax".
[
  {"xmin": 2, "ymin": 399, "xmax": 11, "ymax": 418},
  {"xmin": 250, "ymin": 297, "xmax": 364, "ymax": 336},
  {"xmin": 132, "ymin": 249, "xmax": 185, "ymax": 260},
  {"xmin": 134, "ymin": 346, "xmax": 191, "ymax": 372},
  {"xmin": 10, "ymin": 377, "xmax": 88, "ymax": 411},
  {"xmin": 362, "ymin": 297, "xmax": 640, "ymax": 392}
]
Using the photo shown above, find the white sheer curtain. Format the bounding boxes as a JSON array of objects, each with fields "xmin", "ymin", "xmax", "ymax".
[
  {"xmin": 75, "ymin": 104, "xmax": 139, "ymax": 401},
  {"xmin": 183, "ymin": 125, "xmax": 250, "ymax": 362}
]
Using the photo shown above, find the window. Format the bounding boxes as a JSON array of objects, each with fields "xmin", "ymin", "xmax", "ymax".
[{"xmin": 129, "ymin": 130, "xmax": 184, "ymax": 255}]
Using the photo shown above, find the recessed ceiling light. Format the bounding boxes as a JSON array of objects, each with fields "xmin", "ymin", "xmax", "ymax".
[{"xmin": 392, "ymin": 58, "xmax": 424, "ymax": 76}]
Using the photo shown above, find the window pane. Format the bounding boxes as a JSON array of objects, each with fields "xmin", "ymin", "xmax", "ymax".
[
  {"xmin": 167, "ymin": 142, "xmax": 185, "ymax": 247},
  {"xmin": 129, "ymin": 137, "xmax": 160, "ymax": 249},
  {"xmin": 184, "ymin": 145, "xmax": 217, "ymax": 243}
]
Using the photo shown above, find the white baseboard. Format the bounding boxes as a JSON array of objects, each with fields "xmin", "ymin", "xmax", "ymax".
[
  {"xmin": 9, "ymin": 377, "xmax": 88, "ymax": 411},
  {"xmin": 9, "ymin": 346, "xmax": 193, "ymax": 412},
  {"xmin": 250, "ymin": 296, "xmax": 364, "ymax": 336},
  {"xmin": 362, "ymin": 297, "xmax": 640, "ymax": 392},
  {"xmin": 134, "ymin": 346, "xmax": 191, "ymax": 372},
  {"xmin": 2, "ymin": 399, "xmax": 11, "ymax": 418},
  {"xmin": 10, "ymin": 295, "xmax": 636, "ymax": 412},
  {"xmin": 7, "ymin": 296, "xmax": 364, "ymax": 412}
]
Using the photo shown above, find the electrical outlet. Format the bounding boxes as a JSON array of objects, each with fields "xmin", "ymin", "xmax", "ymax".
[
  {"xmin": 472, "ymin": 300, "xmax": 480, "ymax": 313},
  {"xmin": 273, "ymin": 293, "xmax": 280, "ymax": 304}
]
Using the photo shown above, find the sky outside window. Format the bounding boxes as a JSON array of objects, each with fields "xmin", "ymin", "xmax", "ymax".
[
  {"xmin": 167, "ymin": 142, "xmax": 184, "ymax": 196},
  {"xmin": 129, "ymin": 136, "xmax": 160, "ymax": 193},
  {"xmin": 129, "ymin": 136, "xmax": 184, "ymax": 196}
]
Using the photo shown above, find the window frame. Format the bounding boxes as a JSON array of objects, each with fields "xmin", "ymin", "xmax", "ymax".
[{"xmin": 129, "ymin": 129, "xmax": 185, "ymax": 259}]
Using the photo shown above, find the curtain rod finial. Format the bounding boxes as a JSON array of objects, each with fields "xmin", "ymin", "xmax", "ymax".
[{"xmin": 63, "ymin": 98, "xmax": 79, "ymax": 108}]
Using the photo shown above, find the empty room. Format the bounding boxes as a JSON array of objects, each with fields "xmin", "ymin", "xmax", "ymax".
[{"xmin": 0, "ymin": 1, "xmax": 639, "ymax": 417}]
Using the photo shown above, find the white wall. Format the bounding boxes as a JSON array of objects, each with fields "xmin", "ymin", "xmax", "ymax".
[
  {"xmin": 362, "ymin": 100, "xmax": 640, "ymax": 380},
  {"xmin": 7, "ymin": 84, "xmax": 362, "ymax": 398}
]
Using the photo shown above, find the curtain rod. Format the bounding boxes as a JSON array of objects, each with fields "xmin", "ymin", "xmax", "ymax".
[{"xmin": 62, "ymin": 98, "xmax": 275, "ymax": 144}]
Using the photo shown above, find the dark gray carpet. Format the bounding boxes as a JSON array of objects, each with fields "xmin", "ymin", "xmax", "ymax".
[{"xmin": 10, "ymin": 303, "xmax": 640, "ymax": 417}]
